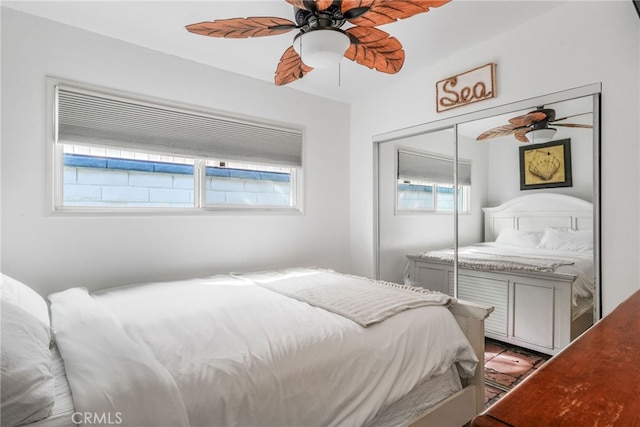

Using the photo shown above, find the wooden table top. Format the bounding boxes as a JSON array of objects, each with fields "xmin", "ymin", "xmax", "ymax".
[{"xmin": 472, "ymin": 290, "xmax": 640, "ymax": 427}]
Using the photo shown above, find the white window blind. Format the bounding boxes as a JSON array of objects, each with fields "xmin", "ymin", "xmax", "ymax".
[
  {"xmin": 397, "ymin": 150, "xmax": 471, "ymax": 185},
  {"xmin": 54, "ymin": 85, "xmax": 303, "ymax": 167}
]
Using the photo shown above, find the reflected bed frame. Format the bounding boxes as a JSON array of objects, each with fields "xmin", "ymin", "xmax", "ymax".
[{"xmin": 407, "ymin": 193, "xmax": 594, "ymax": 356}]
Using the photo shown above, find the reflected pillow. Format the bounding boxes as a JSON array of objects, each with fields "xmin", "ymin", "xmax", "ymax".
[
  {"xmin": 495, "ymin": 229, "xmax": 544, "ymax": 248},
  {"xmin": 538, "ymin": 228, "xmax": 593, "ymax": 252}
]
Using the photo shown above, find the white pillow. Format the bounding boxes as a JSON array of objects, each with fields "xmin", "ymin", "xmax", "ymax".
[
  {"xmin": 538, "ymin": 228, "xmax": 593, "ymax": 252},
  {"xmin": 1, "ymin": 273, "xmax": 50, "ymax": 327},
  {"xmin": 1, "ymin": 300, "xmax": 55, "ymax": 427},
  {"xmin": 495, "ymin": 229, "xmax": 544, "ymax": 248}
]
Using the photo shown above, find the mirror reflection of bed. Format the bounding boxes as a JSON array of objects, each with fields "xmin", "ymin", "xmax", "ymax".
[
  {"xmin": 375, "ymin": 88, "xmax": 599, "ymax": 356},
  {"xmin": 405, "ymin": 193, "xmax": 594, "ymax": 355}
]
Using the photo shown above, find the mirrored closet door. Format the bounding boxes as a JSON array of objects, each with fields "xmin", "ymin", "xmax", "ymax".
[{"xmin": 375, "ymin": 85, "xmax": 601, "ymax": 355}]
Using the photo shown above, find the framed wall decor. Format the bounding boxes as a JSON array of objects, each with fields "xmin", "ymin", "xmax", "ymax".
[{"xmin": 519, "ymin": 139, "xmax": 572, "ymax": 190}]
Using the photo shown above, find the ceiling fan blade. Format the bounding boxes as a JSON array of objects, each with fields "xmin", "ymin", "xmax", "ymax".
[
  {"xmin": 286, "ymin": 0, "xmax": 333, "ymax": 12},
  {"xmin": 551, "ymin": 112, "xmax": 592, "ymax": 122},
  {"xmin": 344, "ymin": 27, "xmax": 404, "ymax": 74},
  {"xmin": 275, "ymin": 46, "xmax": 313, "ymax": 86},
  {"xmin": 342, "ymin": 0, "xmax": 450, "ymax": 27},
  {"xmin": 552, "ymin": 123, "xmax": 593, "ymax": 128},
  {"xmin": 476, "ymin": 124, "xmax": 519, "ymax": 141},
  {"xmin": 508, "ymin": 111, "xmax": 548, "ymax": 127},
  {"xmin": 186, "ymin": 17, "xmax": 296, "ymax": 38},
  {"xmin": 515, "ymin": 129, "xmax": 531, "ymax": 143}
]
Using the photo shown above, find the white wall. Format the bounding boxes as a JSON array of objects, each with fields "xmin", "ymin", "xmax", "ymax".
[
  {"xmin": 350, "ymin": 1, "xmax": 640, "ymax": 315},
  {"xmin": 1, "ymin": 9, "xmax": 351, "ymax": 295}
]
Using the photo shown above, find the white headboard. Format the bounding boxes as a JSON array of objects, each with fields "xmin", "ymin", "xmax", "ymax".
[{"xmin": 482, "ymin": 194, "xmax": 593, "ymax": 242}]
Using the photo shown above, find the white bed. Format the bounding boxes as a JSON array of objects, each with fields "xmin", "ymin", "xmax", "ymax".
[
  {"xmin": 1, "ymin": 268, "xmax": 492, "ymax": 427},
  {"xmin": 405, "ymin": 193, "xmax": 595, "ymax": 355}
]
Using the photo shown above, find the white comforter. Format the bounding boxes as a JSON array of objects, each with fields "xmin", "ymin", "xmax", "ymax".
[{"xmin": 49, "ymin": 268, "xmax": 477, "ymax": 427}]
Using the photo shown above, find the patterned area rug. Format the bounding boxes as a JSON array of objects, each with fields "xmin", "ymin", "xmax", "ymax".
[{"xmin": 483, "ymin": 339, "xmax": 551, "ymax": 408}]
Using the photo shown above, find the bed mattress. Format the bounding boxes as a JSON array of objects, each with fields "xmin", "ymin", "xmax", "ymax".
[
  {"xmin": 30, "ymin": 350, "xmax": 464, "ymax": 427},
  {"xmin": 45, "ymin": 268, "xmax": 478, "ymax": 427}
]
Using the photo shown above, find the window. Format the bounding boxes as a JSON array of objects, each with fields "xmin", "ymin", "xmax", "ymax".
[
  {"xmin": 396, "ymin": 149, "xmax": 471, "ymax": 213},
  {"xmin": 62, "ymin": 145, "xmax": 195, "ymax": 208},
  {"xmin": 51, "ymin": 81, "xmax": 302, "ymax": 211},
  {"xmin": 203, "ymin": 160, "xmax": 292, "ymax": 207}
]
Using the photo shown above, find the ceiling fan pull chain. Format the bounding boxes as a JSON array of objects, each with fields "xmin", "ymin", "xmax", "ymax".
[{"xmin": 299, "ymin": 37, "xmax": 305, "ymax": 78}]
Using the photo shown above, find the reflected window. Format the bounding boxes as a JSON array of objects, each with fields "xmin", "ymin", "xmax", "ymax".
[{"xmin": 397, "ymin": 149, "xmax": 470, "ymax": 213}]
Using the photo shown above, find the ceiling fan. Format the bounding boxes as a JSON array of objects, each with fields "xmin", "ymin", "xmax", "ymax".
[
  {"xmin": 476, "ymin": 106, "xmax": 593, "ymax": 143},
  {"xmin": 185, "ymin": 0, "xmax": 450, "ymax": 86}
]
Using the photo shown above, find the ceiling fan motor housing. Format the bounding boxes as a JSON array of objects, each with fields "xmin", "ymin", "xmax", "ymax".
[
  {"xmin": 294, "ymin": 5, "xmax": 346, "ymax": 31},
  {"xmin": 531, "ymin": 120, "xmax": 551, "ymax": 130}
]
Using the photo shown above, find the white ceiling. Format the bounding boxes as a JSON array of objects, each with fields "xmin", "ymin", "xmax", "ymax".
[{"xmin": 2, "ymin": 0, "xmax": 566, "ymax": 104}]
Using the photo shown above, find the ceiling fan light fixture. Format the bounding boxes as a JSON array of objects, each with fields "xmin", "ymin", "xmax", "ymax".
[
  {"xmin": 293, "ymin": 28, "xmax": 350, "ymax": 69},
  {"xmin": 528, "ymin": 127, "xmax": 557, "ymax": 143}
]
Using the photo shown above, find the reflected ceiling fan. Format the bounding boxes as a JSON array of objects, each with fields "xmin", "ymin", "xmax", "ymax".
[
  {"xmin": 185, "ymin": 0, "xmax": 450, "ymax": 86},
  {"xmin": 476, "ymin": 106, "xmax": 593, "ymax": 143}
]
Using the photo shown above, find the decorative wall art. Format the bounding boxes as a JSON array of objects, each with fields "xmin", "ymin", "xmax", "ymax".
[
  {"xmin": 435, "ymin": 63, "xmax": 496, "ymax": 113},
  {"xmin": 519, "ymin": 139, "xmax": 572, "ymax": 190}
]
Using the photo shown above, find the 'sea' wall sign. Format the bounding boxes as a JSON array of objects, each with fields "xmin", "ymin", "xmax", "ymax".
[{"xmin": 436, "ymin": 63, "xmax": 496, "ymax": 113}]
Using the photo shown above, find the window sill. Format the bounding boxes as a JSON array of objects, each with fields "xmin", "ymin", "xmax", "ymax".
[{"xmin": 48, "ymin": 206, "xmax": 304, "ymax": 217}]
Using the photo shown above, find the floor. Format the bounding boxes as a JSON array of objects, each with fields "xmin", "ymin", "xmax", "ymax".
[{"xmin": 483, "ymin": 339, "xmax": 551, "ymax": 408}]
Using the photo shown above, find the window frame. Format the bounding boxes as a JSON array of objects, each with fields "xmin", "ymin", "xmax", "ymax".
[
  {"xmin": 46, "ymin": 78, "xmax": 305, "ymax": 215},
  {"xmin": 395, "ymin": 148, "xmax": 471, "ymax": 215}
]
